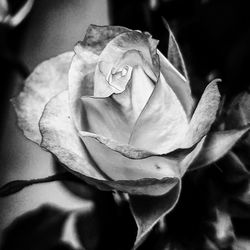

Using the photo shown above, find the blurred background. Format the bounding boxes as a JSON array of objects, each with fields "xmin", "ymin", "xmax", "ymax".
[{"xmin": 1, "ymin": 0, "xmax": 250, "ymax": 249}]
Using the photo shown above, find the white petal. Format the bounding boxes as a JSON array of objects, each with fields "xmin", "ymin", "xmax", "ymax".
[
  {"xmin": 79, "ymin": 66, "xmax": 154, "ymax": 144},
  {"xmin": 129, "ymin": 73, "xmax": 188, "ymax": 154},
  {"xmin": 81, "ymin": 135, "xmax": 180, "ymax": 182},
  {"xmin": 158, "ymin": 50, "xmax": 194, "ymax": 116},
  {"xmin": 182, "ymin": 79, "xmax": 221, "ymax": 148},
  {"xmin": 68, "ymin": 43, "xmax": 98, "ymax": 130},
  {"xmin": 12, "ymin": 52, "xmax": 74, "ymax": 144}
]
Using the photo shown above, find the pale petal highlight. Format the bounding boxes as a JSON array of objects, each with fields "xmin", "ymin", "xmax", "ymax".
[{"xmin": 12, "ymin": 52, "xmax": 74, "ymax": 144}]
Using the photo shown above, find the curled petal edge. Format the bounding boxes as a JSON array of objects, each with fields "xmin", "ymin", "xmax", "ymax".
[
  {"xmin": 130, "ymin": 180, "xmax": 181, "ymax": 249},
  {"xmin": 12, "ymin": 52, "xmax": 74, "ymax": 144},
  {"xmin": 79, "ymin": 131, "xmax": 198, "ymax": 160}
]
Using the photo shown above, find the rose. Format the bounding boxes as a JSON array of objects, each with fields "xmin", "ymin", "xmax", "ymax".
[{"xmin": 12, "ymin": 24, "xmax": 249, "ymax": 248}]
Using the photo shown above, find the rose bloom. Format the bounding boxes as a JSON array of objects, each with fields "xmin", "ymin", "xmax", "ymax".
[{"xmin": 12, "ymin": 24, "xmax": 249, "ymax": 247}]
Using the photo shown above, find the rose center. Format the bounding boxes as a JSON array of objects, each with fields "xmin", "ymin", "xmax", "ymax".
[{"xmin": 106, "ymin": 65, "xmax": 132, "ymax": 93}]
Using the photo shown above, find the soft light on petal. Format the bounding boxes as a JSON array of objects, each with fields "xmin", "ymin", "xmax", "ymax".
[
  {"xmin": 79, "ymin": 65, "xmax": 154, "ymax": 144},
  {"xmin": 158, "ymin": 50, "xmax": 194, "ymax": 116},
  {"xmin": 112, "ymin": 65, "xmax": 155, "ymax": 124},
  {"xmin": 82, "ymin": 24, "xmax": 130, "ymax": 55},
  {"xmin": 182, "ymin": 79, "xmax": 221, "ymax": 148},
  {"xmin": 80, "ymin": 95, "xmax": 133, "ymax": 143},
  {"xmin": 12, "ymin": 52, "xmax": 74, "ymax": 144},
  {"xmin": 39, "ymin": 91, "xmax": 105, "ymax": 180},
  {"xmin": 129, "ymin": 73, "xmax": 188, "ymax": 154},
  {"xmin": 68, "ymin": 43, "xmax": 98, "ymax": 130},
  {"xmin": 81, "ymin": 136, "xmax": 180, "ymax": 182}
]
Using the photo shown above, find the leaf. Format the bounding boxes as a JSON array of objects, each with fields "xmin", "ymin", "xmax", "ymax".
[
  {"xmin": 129, "ymin": 182, "xmax": 181, "ymax": 249},
  {"xmin": 189, "ymin": 126, "xmax": 250, "ymax": 170},
  {"xmin": 12, "ymin": 52, "xmax": 73, "ymax": 144},
  {"xmin": 226, "ymin": 92, "xmax": 250, "ymax": 129}
]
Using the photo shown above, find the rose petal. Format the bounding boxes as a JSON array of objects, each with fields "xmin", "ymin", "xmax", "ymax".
[
  {"xmin": 180, "ymin": 136, "xmax": 205, "ymax": 175},
  {"xmin": 39, "ymin": 91, "xmax": 105, "ymax": 180},
  {"xmin": 40, "ymin": 90, "xmax": 180, "ymax": 196},
  {"xmin": 79, "ymin": 126, "xmax": 204, "ymax": 179},
  {"xmin": 130, "ymin": 182, "xmax": 181, "ymax": 249},
  {"xmin": 12, "ymin": 52, "xmax": 74, "ymax": 144},
  {"xmin": 68, "ymin": 43, "xmax": 98, "ymax": 130},
  {"xmin": 129, "ymin": 72, "xmax": 188, "ymax": 154},
  {"xmin": 158, "ymin": 50, "xmax": 194, "ymax": 116},
  {"xmin": 113, "ymin": 65, "xmax": 154, "ymax": 121},
  {"xmin": 95, "ymin": 50, "xmax": 157, "ymax": 97},
  {"xmin": 79, "ymin": 131, "xmax": 198, "ymax": 160},
  {"xmin": 94, "ymin": 30, "xmax": 159, "ymax": 97},
  {"xmin": 69, "ymin": 25, "xmax": 132, "ymax": 130},
  {"xmin": 182, "ymin": 79, "xmax": 221, "ymax": 148},
  {"xmin": 82, "ymin": 24, "xmax": 130, "ymax": 55},
  {"xmin": 189, "ymin": 126, "xmax": 250, "ymax": 170},
  {"xmin": 79, "ymin": 65, "xmax": 154, "ymax": 143},
  {"xmin": 81, "ymin": 135, "xmax": 180, "ymax": 182}
]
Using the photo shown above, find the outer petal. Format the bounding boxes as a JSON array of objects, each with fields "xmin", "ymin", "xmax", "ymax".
[
  {"xmin": 39, "ymin": 90, "xmax": 181, "ymax": 196},
  {"xmin": 78, "ymin": 122, "xmax": 204, "ymax": 179},
  {"xmin": 130, "ymin": 181, "xmax": 181, "ymax": 249},
  {"xmin": 79, "ymin": 131, "xmax": 198, "ymax": 160},
  {"xmin": 81, "ymin": 135, "xmax": 180, "ymax": 182},
  {"xmin": 68, "ymin": 43, "xmax": 98, "ymax": 130},
  {"xmin": 180, "ymin": 136, "xmax": 205, "ymax": 175},
  {"xmin": 82, "ymin": 24, "xmax": 130, "ymax": 55},
  {"xmin": 158, "ymin": 50, "xmax": 194, "ymax": 116},
  {"xmin": 182, "ymin": 79, "xmax": 221, "ymax": 148},
  {"xmin": 129, "ymin": 72, "xmax": 188, "ymax": 154},
  {"xmin": 12, "ymin": 52, "xmax": 74, "ymax": 144},
  {"xmin": 189, "ymin": 126, "xmax": 250, "ymax": 170}
]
